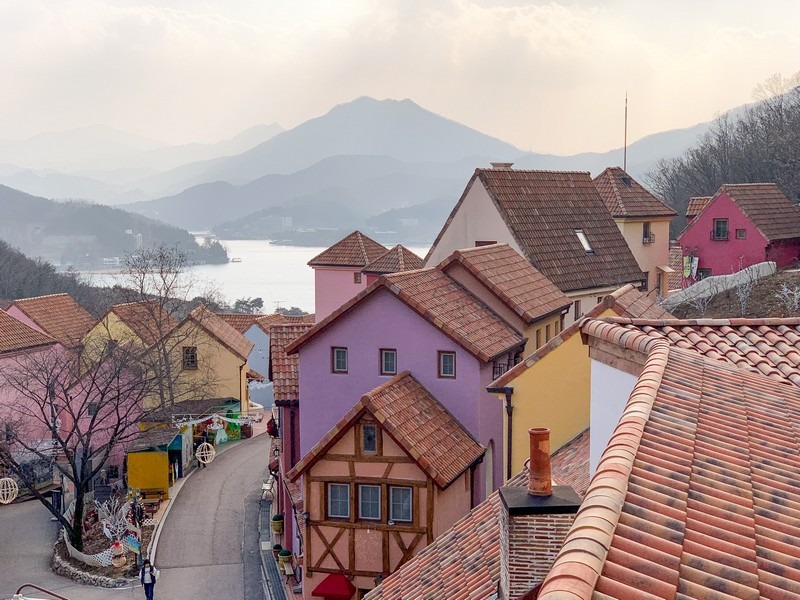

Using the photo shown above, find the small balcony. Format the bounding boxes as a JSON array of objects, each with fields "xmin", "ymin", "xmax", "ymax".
[
  {"xmin": 492, "ymin": 357, "xmax": 522, "ymax": 380},
  {"xmin": 642, "ymin": 233, "xmax": 656, "ymax": 245}
]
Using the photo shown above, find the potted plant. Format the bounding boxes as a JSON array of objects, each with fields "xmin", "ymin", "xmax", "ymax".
[
  {"xmin": 271, "ymin": 513, "xmax": 284, "ymax": 534},
  {"xmin": 278, "ymin": 549, "xmax": 292, "ymax": 565},
  {"xmin": 272, "ymin": 543, "xmax": 282, "ymax": 560}
]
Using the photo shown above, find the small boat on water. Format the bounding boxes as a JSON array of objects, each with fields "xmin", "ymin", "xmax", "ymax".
[{"xmin": 229, "ymin": 257, "xmax": 242, "ymax": 263}]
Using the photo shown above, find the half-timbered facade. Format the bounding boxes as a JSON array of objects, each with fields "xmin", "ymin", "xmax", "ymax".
[{"xmin": 287, "ymin": 372, "xmax": 484, "ymax": 599}]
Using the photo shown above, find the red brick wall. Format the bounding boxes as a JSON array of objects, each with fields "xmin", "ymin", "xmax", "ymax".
[{"xmin": 500, "ymin": 509, "xmax": 576, "ymax": 598}]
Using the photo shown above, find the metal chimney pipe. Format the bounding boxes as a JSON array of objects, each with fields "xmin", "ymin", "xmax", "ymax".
[{"xmin": 528, "ymin": 427, "xmax": 552, "ymax": 496}]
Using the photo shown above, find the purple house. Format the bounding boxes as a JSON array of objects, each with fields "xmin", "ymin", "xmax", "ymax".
[{"xmin": 286, "ymin": 265, "xmax": 528, "ymax": 503}]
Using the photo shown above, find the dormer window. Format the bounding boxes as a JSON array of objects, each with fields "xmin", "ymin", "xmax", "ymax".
[{"xmin": 575, "ymin": 229, "xmax": 593, "ymax": 254}]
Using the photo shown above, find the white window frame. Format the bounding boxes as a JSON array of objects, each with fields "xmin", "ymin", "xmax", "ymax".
[
  {"xmin": 438, "ymin": 351, "xmax": 456, "ymax": 378},
  {"xmin": 332, "ymin": 347, "xmax": 348, "ymax": 373},
  {"xmin": 358, "ymin": 484, "xmax": 381, "ymax": 521},
  {"xmin": 389, "ymin": 486, "xmax": 413, "ymax": 522},
  {"xmin": 380, "ymin": 349, "xmax": 397, "ymax": 376},
  {"xmin": 575, "ymin": 229, "xmax": 593, "ymax": 253},
  {"xmin": 327, "ymin": 483, "xmax": 350, "ymax": 518}
]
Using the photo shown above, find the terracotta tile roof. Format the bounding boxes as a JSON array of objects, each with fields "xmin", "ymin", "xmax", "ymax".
[
  {"xmin": 108, "ymin": 301, "xmax": 178, "ymax": 346},
  {"xmin": 438, "ymin": 243, "xmax": 571, "ymax": 324},
  {"xmin": 593, "ymin": 167, "xmax": 676, "ymax": 219},
  {"xmin": 365, "ymin": 468, "xmax": 528, "ymax": 600},
  {"xmin": 551, "ymin": 429, "xmax": 590, "ymax": 498},
  {"xmin": 287, "ymin": 267, "xmax": 525, "ymax": 362},
  {"xmin": 307, "ymin": 230, "xmax": 387, "ymax": 267},
  {"xmin": 362, "ymin": 244, "xmax": 424, "ymax": 275},
  {"xmin": 10, "ymin": 293, "xmax": 96, "ymax": 347},
  {"xmin": 584, "ymin": 316, "xmax": 800, "ymax": 388},
  {"xmin": 585, "ymin": 283, "xmax": 673, "ymax": 320},
  {"xmin": 278, "ymin": 313, "xmax": 315, "ymax": 324},
  {"xmin": 186, "ymin": 305, "xmax": 254, "ymax": 361},
  {"xmin": 714, "ymin": 183, "xmax": 800, "ymax": 241},
  {"xmin": 685, "ymin": 195, "xmax": 712, "ymax": 218},
  {"xmin": 540, "ymin": 335, "xmax": 800, "ymax": 599},
  {"xmin": 489, "ymin": 287, "xmax": 672, "ymax": 389},
  {"xmin": 0, "ymin": 309, "xmax": 58, "ymax": 354},
  {"xmin": 217, "ymin": 312, "xmax": 263, "ymax": 333},
  {"xmin": 269, "ymin": 323, "xmax": 313, "ymax": 404},
  {"xmin": 429, "ymin": 169, "xmax": 645, "ymax": 292},
  {"xmin": 288, "ymin": 372, "xmax": 485, "ymax": 489}
]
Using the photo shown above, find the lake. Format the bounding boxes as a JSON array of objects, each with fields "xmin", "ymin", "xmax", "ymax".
[{"xmin": 83, "ymin": 239, "xmax": 430, "ymax": 314}]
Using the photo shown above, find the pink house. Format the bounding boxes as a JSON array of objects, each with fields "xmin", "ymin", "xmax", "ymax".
[
  {"xmin": 678, "ymin": 183, "xmax": 800, "ymax": 280},
  {"xmin": 308, "ymin": 231, "xmax": 388, "ymax": 322},
  {"xmin": 7, "ymin": 293, "xmax": 96, "ymax": 348}
]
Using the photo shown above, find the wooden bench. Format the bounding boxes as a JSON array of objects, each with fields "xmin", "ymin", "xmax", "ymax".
[
  {"xmin": 140, "ymin": 488, "xmax": 165, "ymax": 501},
  {"xmin": 281, "ymin": 560, "xmax": 298, "ymax": 583}
]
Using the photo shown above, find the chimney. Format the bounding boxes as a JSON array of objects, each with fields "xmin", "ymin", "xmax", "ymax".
[
  {"xmin": 499, "ymin": 428, "xmax": 581, "ymax": 599},
  {"xmin": 490, "ymin": 162, "xmax": 514, "ymax": 170}
]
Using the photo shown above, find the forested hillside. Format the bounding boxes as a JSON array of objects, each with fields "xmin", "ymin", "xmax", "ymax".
[{"xmin": 648, "ymin": 73, "xmax": 800, "ymax": 236}]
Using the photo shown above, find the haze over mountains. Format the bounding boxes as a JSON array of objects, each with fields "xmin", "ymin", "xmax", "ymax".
[{"xmin": 0, "ymin": 96, "xmax": 726, "ymax": 246}]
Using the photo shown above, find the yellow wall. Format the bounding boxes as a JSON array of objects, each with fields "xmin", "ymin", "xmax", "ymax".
[
  {"xmin": 82, "ymin": 312, "xmax": 145, "ymax": 363},
  {"xmin": 127, "ymin": 451, "xmax": 170, "ymax": 497},
  {"xmin": 523, "ymin": 313, "xmax": 564, "ymax": 355},
  {"xmin": 498, "ymin": 308, "xmax": 617, "ymax": 478}
]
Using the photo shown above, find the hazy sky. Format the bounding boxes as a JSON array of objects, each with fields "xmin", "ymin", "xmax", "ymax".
[{"xmin": 2, "ymin": 1, "xmax": 799, "ymax": 154}]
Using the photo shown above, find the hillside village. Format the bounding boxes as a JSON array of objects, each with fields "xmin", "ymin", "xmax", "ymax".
[{"xmin": 4, "ymin": 157, "xmax": 800, "ymax": 600}]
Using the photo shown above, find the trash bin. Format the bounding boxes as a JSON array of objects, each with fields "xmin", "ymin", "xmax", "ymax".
[{"xmin": 241, "ymin": 423, "xmax": 253, "ymax": 438}]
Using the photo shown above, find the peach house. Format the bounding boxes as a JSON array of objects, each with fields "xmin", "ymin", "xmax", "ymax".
[
  {"xmin": 287, "ymin": 372, "xmax": 484, "ymax": 599},
  {"xmin": 593, "ymin": 167, "xmax": 676, "ymax": 296},
  {"xmin": 425, "ymin": 164, "xmax": 645, "ymax": 326},
  {"xmin": 678, "ymin": 182, "xmax": 800, "ymax": 281},
  {"xmin": 7, "ymin": 293, "xmax": 96, "ymax": 348}
]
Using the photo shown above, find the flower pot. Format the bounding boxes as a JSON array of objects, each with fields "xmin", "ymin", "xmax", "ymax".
[
  {"xmin": 271, "ymin": 513, "xmax": 284, "ymax": 534},
  {"xmin": 278, "ymin": 549, "xmax": 292, "ymax": 565},
  {"xmin": 272, "ymin": 544, "xmax": 282, "ymax": 560}
]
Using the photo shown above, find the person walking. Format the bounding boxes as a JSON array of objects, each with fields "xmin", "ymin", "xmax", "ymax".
[{"xmin": 139, "ymin": 558, "xmax": 159, "ymax": 600}]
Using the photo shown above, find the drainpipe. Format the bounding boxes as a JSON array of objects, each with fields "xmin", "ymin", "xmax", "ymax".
[
  {"xmin": 239, "ymin": 362, "xmax": 245, "ymax": 413},
  {"xmin": 487, "ymin": 386, "xmax": 514, "ymax": 480}
]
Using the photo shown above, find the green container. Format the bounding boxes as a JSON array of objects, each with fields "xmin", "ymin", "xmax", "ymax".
[
  {"xmin": 271, "ymin": 513, "xmax": 284, "ymax": 534},
  {"xmin": 278, "ymin": 549, "xmax": 292, "ymax": 565},
  {"xmin": 272, "ymin": 544, "xmax": 282, "ymax": 560}
]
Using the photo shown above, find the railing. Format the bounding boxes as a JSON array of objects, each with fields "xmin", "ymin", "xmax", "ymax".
[
  {"xmin": 710, "ymin": 230, "xmax": 728, "ymax": 241},
  {"xmin": 492, "ymin": 357, "xmax": 522, "ymax": 380},
  {"xmin": 642, "ymin": 233, "xmax": 656, "ymax": 245},
  {"xmin": 14, "ymin": 583, "xmax": 70, "ymax": 599}
]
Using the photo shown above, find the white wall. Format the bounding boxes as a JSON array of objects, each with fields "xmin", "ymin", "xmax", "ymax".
[
  {"xmin": 589, "ymin": 359, "xmax": 638, "ymax": 476},
  {"xmin": 425, "ymin": 179, "xmax": 523, "ymax": 266}
]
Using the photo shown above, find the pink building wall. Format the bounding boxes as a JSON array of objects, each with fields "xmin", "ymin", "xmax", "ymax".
[
  {"xmin": 297, "ymin": 289, "xmax": 503, "ymax": 502},
  {"xmin": 279, "ymin": 404, "xmax": 301, "ymax": 554},
  {"xmin": 678, "ymin": 192, "xmax": 769, "ymax": 277},
  {"xmin": 767, "ymin": 239, "xmax": 800, "ymax": 268},
  {"xmin": 5, "ymin": 305, "xmax": 48, "ymax": 336},
  {"xmin": 313, "ymin": 267, "xmax": 368, "ymax": 322}
]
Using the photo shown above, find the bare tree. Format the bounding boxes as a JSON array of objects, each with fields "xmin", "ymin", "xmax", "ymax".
[
  {"xmin": 776, "ymin": 282, "xmax": 800, "ymax": 314},
  {"xmin": 0, "ymin": 344, "xmax": 153, "ymax": 551}
]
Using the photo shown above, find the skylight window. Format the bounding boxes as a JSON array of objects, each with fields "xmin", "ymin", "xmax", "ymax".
[{"xmin": 575, "ymin": 229, "xmax": 593, "ymax": 253}]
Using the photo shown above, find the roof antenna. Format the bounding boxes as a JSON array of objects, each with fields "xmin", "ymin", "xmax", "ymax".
[{"xmin": 623, "ymin": 92, "xmax": 628, "ymax": 172}]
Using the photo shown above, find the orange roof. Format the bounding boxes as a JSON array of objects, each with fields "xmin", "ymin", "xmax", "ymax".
[
  {"xmin": 489, "ymin": 286, "xmax": 672, "ymax": 389},
  {"xmin": 278, "ymin": 313, "xmax": 315, "ymax": 324},
  {"xmin": 429, "ymin": 169, "xmax": 645, "ymax": 292},
  {"xmin": 585, "ymin": 283, "xmax": 673, "ymax": 320},
  {"xmin": 550, "ymin": 429, "xmax": 590, "ymax": 498},
  {"xmin": 583, "ymin": 316, "xmax": 800, "ymax": 388},
  {"xmin": 593, "ymin": 167, "xmax": 676, "ymax": 218},
  {"xmin": 307, "ymin": 230, "xmax": 387, "ymax": 267},
  {"xmin": 288, "ymin": 372, "xmax": 484, "ymax": 489},
  {"xmin": 108, "ymin": 301, "xmax": 178, "ymax": 346},
  {"xmin": 0, "ymin": 309, "xmax": 58, "ymax": 354},
  {"xmin": 185, "ymin": 305, "xmax": 254, "ymax": 361},
  {"xmin": 439, "ymin": 243, "xmax": 571, "ymax": 324},
  {"xmin": 685, "ymin": 195, "xmax": 712, "ymax": 218},
  {"xmin": 10, "ymin": 293, "xmax": 95, "ymax": 346},
  {"xmin": 269, "ymin": 323, "xmax": 313, "ymax": 405},
  {"xmin": 362, "ymin": 244, "xmax": 424, "ymax": 275},
  {"xmin": 668, "ymin": 242, "xmax": 683, "ymax": 290},
  {"xmin": 217, "ymin": 313, "xmax": 263, "ymax": 333},
  {"xmin": 287, "ymin": 268, "xmax": 525, "ymax": 362},
  {"xmin": 540, "ymin": 334, "xmax": 800, "ymax": 599}
]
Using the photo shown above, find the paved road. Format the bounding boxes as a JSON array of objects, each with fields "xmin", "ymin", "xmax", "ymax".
[
  {"xmin": 154, "ymin": 432, "xmax": 269, "ymax": 600},
  {"xmin": 0, "ymin": 433, "xmax": 269, "ymax": 600}
]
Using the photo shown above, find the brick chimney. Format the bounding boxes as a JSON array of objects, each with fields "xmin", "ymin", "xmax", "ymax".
[{"xmin": 499, "ymin": 428, "xmax": 581, "ymax": 599}]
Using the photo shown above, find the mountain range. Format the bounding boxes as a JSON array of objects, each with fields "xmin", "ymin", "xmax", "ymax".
[{"xmin": 0, "ymin": 96, "xmax": 731, "ymax": 247}]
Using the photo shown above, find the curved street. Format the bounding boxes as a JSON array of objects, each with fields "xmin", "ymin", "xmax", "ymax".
[{"xmin": 0, "ymin": 432, "xmax": 269, "ymax": 600}]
